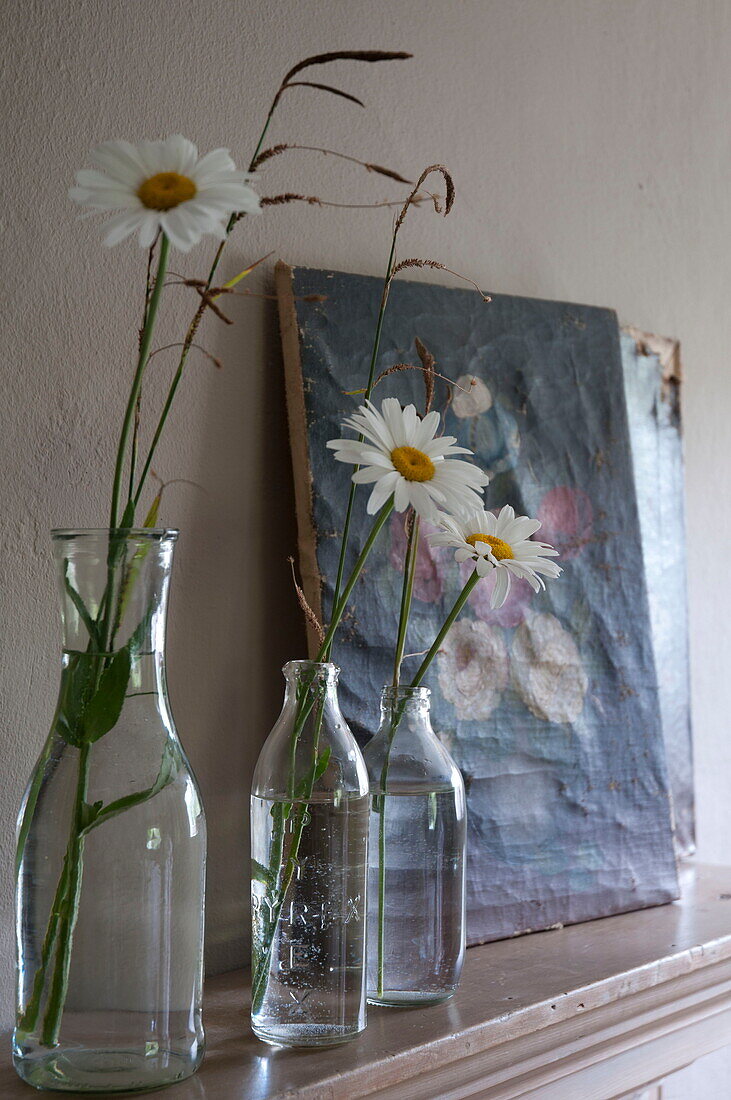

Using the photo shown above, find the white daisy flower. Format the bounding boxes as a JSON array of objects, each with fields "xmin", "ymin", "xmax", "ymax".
[
  {"xmin": 327, "ymin": 397, "xmax": 488, "ymax": 521},
  {"xmin": 429, "ymin": 503, "xmax": 562, "ymax": 608},
  {"xmin": 69, "ymin": 135, "xmax": 261, "ymax": 251}
]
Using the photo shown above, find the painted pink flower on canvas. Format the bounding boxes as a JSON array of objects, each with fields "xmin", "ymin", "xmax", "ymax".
[
  {"xmin": 389, "ymin": 514, "xmax": 444, "ymax": 604},
  {"xmin": 537, "ymin": 486, "xmax": 593, "ymax": 559}
]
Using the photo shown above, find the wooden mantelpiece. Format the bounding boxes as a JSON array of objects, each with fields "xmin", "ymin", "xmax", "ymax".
[{"xmin": 3, "ymin": 863, "xmax": 731, "ymax": 1099}]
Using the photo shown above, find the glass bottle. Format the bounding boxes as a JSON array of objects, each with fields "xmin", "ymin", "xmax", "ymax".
[
  {"xmin": 250, "ymin": 660, "xmax": 369, "ymax": 1047},
  {"xmin": 364, "ymin": 685, "xmax": 466, "ymax": 1006},
  {"xmin": 14, "ymin": 530, "xmax": 206, "ymax": 1093}
]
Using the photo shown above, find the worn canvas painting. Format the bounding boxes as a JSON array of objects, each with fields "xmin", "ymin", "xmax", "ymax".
[
  {"xmin": 621, "ymin": 329, "xmax": 694, "ymax": 856},
  {"xmin": 277, "ymin": 263, "xmax": 680, "ymax": 944}
]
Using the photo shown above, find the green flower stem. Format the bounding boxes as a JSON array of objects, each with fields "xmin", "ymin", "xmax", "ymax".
[
  {"xmin": 132, "ymin": 345, "xmax": 190, "ymax": 509},
  {"xmin": 375, "ymin": 568, "xmax": 480, "ymax": 996},
  {"xmin": 324, "ymin": 235, "xmax": 398, "ymax": 661},
  {"xmin": 375, "ymin": 776, "xmax": 391, "ymax": 995},
  {"xmin": 39, "ymin": 741, "xmax": 91, "ymax": 1047},
  {"xmin": 17, "ymin": 629, "xmax": 110, "ymax": 1036},
  {"xmin": 109, "ymin": 235, "xmax": 170, "ymax": 530},
  {"xmin": 392, "ymin": 514, "xmax": 419, "ymax": 688},
  {"xmin": 317, "ymin": 497, "xmax": 395, "ymax": 661},
  {"xmin": 21, "ymin": 78, "xmax": 293, "ymax": 1046},
  {"xmin": 374, "ymin": 694, "xmax": 409, "ymax": 998},
  {"xmin": 132, "ymin": 94, "xmax": 282, "ymax": 513},
  {"xmin": 375, "ymin": 510, "xmax": 420, "ymax": 994},
  {"xmin": 410, "ymin": 569, "xmax": 480, "ymax": 689},
  {"xmin": 251, "ymin": 499, "xmax": 394, "ymax": 1015},
  {"xmin": 17, "ymin": 857, "xmax": 70, "ymax": 1034},
  {"xmin": 287, "ymin": 680, "xmax": 317, "ymax": 798},
  {"xmin": 251, "ymin": 691, "xmax": 326, "ymax": 1017},
  {"xmin": 20, "ymin": 560, "xmax": 160, "ymax": 1045}
]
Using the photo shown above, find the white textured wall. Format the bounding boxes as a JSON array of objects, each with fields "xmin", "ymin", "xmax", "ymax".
[{"xmin": 2, "ymin": 3, "xmax": 731, "ymax": 1074}]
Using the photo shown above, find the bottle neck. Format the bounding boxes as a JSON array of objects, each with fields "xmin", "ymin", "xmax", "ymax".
[
  {"xmin": 282, "ymin": 659, "xmax": 341, "ymax": 711},
  {"xmin": 376, "ymin": 685, "xmax": 434, "ymax": 744},
  {"xmin": 52, "ymin": 529, "xmax": 176, "ymax": 659},
  {"xmin": 252, "ymin": 660, "xmax": 368, "ymax": 799}
]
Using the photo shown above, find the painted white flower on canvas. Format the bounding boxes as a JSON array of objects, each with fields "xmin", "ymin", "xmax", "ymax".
[
  {"xmin": 436, "ymin": 619, "xmax": 508, "ymax": 720},
  {"xmin": 511, "ymin": 613, "xmax": 588, "ymax": 724}
]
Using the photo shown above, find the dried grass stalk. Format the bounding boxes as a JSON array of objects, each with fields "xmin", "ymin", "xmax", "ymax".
[
  {"xmin": 281, "ymin": 50, "xmax": 413, "ymax": 86},
  {"xmin": 391, "ymin": 258, "xmax": 490, "ymax": 301},
  {"xmin": 395, "ymin": 164, "xmax": 455, "ymax": 233},
  {"xmin": 260, "ymin": 193, "xmax": 425, "ymax": 211},
  {"xmin": 252, "ymin": 143, "xmax": 412, "ymax": 185},
  {"xmin": 272, "ymin": 50, "xmax": 412, "ymax": 113},
  {"xmin": 414, "ymin": 336, "xmax": 435, "ymax": 414},
  {"xmin": 283, "ymin": 81, "xmax": 365, "ymax": 107},
  {"xmin": 288, "ymin": 557, "xmax": 325, "ymax": 643},
  {"xmin": 148, "ymin": 342, "xmax": 223, "ymax": 369}
]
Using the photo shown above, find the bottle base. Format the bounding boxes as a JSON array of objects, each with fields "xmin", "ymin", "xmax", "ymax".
[
  {"xmin": 13, "ymin": 1046, "xmax": 201, "ymax": 1094},
  {"xmin": 367, "ymin": 989, "xmax": 457, "ymax": 1007},
  {"xmin": 251, "ymin": 1021, "xmax": 365, "ymax": 1048}
]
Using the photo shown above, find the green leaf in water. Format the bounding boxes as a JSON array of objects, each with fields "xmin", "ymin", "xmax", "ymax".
[
  {"xmin": 119, "ymin": 499, "xmax": 136, "ymax": 530},
  {"xmin": 428, "ymin": 790, "xmax": 438, "ymax": 830},
  {"xmin": 252, "ymin": 859, "xmax": 274, "ymax": 888},
  {"xmin": 63, "ymin": 562, "xmax": 103, "ymax": 649},
  {"xmin": 81, "ymin": 648, "xmax": 132, "ymax": 743},
  {"xmin": 80, "ymin": 741, "xmax": 181, "ymax": 835},
  {"xmin": 79, "ymin": 800, "xmax": 104, "ymax": 831}
]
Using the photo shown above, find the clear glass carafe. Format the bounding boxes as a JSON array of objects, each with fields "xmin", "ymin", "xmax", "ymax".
[
  {"xmin": 364, "ymin": 685, "xmax": 466, "ymax": 1006},
  {"xmin": 13, "ymin": 529, "xmax": 206, "ymax": 1093},
  {"xmin": 250, "ymin": 660, "xmax": 369, "ymax": 1047}
]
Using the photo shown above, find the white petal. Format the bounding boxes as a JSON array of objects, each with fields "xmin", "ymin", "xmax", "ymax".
[
  {"xmin": 137, "ymin": 213, "xmax": 160, "ymax": 248},
  {"xmin": 454, "ymin": 546, "xmax": 474, "ymax": 563},
  {"xmin": 414, "ymin": 409, "xmax": 441, "ymax": 448},
  {"xmin": 408, "ymin": 483, "xmax": 439, "ymax": 521},
  {"xmin": 504, "ymin": 515, "xmax": 542, "ymax": 541},
  {"xmin": 393, "ymin": 479, "xmax": 410, "ymax": 511},
  {"xmin": 495, "ymin": 504, "xmax": 515, "ymax": 534},
  {"xmin": 192, "ymin": 147, "xmax": 237, "ymax": 180},
  {"xmin": 163, "ymin": 134, "xmax": 198, "ymax": 174},
  {"xmin": 475, "ymin": 555, "xmax": 494, "ymax": 577},
  {"xmin": 352, "ymin": 465, "xmax": 390, "ymax": 484},
  {"xmin": 366, "ymin": 470, "xmax": 399, "ymax": 513},
  {"xmin": 491, "ymin": 567, "xmax": 511, "ymax": 608},
  {"xmin": 102, "ymin": 209, "xmax": 146, "ymax": 246},
  {"xmin": 401, "ymin": 402, "xmax": 417, "ymax": 441},
  {"xmin": 89, "ymin": 141, "xmax": 148, "ymax": 184},
  {"xmin": 381, "ymin": 398, "xmax": 408, "ymax": 448},
  {"xmin": 159, "ymin": 208, "xmax": 199, "ymax": 251},
  {"xmin": 507, "ymin": 562, "xmax": 543, "ymax": 591}
]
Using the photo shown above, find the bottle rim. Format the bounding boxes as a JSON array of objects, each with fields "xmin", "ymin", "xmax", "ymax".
[
  {"xmin": 283, "ymin": 659, "xmax": 340, "ymax": 682},
  {"xmin": 380, "ymin": 683, "xmax": 431, "ymax": 701},
  {"xmin": 52, "ymin": 528, "xmax": 179, "ymax": 542}
]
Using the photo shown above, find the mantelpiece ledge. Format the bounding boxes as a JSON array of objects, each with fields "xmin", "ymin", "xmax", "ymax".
[{"xmin": 2, "ymin": 862, "xmax": 730, "ymax": 1100}]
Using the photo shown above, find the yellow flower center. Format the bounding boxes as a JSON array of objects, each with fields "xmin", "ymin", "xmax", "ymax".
[
  {"xmin": 466, "ymin": 532, "xmax": 513, "ymax": 560},
  {"xmin": 390, "ymin": 445, "xmax": 436, "ymax": 482},
  {"xmin": 137, "ymin": 172, "xmax": 197, "ymax": 211}
]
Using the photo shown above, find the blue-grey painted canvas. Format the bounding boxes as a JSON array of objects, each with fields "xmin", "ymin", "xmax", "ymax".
[
  {"xmin": 279, "ymin": 265, "xmax": 679, "ymax": 945},
  {"xmin": 621, "ymin": 329, "xmax": 694, "ymax": 856}
]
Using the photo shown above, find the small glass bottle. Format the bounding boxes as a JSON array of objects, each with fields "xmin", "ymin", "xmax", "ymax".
[
  {"xmin": 250, "ymin": 660, "xmax": 369, "ymax": 1046},
  {"xmin": 364, "ymin": 685, "xmax": 466, "ymax": 1006}
]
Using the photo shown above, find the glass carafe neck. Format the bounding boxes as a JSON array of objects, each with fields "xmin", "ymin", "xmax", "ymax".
[
  {"xmin": 52, "ymin": 529, "xmax": 178, "ymax": 717},
  {"xmin": 52, "ymin": 529, "xmax": 177, "ymax": 657}
]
